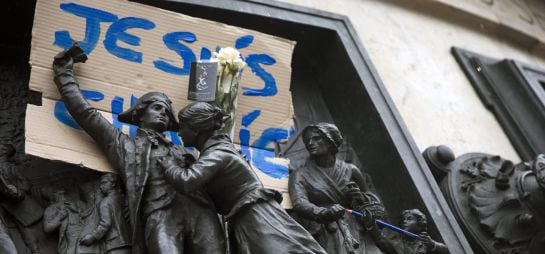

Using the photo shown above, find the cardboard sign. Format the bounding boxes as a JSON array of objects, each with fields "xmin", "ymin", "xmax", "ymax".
[{"xmin": 26, "ymin": 0, "xmax": 295, "ymax": 205}]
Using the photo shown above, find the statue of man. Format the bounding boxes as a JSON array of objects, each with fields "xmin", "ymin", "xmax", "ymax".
[
  {"xmin": 79, "ymin": 174, "xmax": 131, "ymax": 253},
  {"xmin": 43, "ymin": 189, "xmax": 84, "ymax": 254},
  {"xmin": 0, "ymin": 143, "xmax": 43, "ymax": 254},
  {"xmin": 52, "ymin": 45, "xmax": 225, "ymax": 253}
]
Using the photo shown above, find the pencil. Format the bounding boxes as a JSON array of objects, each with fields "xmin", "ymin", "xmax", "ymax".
[{"xmin": 345, "ymin": 209, "xmax": 423, "ymax": 240}]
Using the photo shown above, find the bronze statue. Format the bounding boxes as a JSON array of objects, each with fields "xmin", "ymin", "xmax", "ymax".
[
  {"xmin": 0, "ymin": 143, "xmax": 19, "ymax": 254},
  {"xmin": 0, "ymin": 216, "xmax": 17, "ymax": 254},
  {"xmin": 43, "ymin": 188, "xmax": 84, "ymax": 254},
  {"xmin": 0, "ymin": 143, "xmax": 43, "ymax": 254},
  {"xmin": 467, "ymin": 154, "xmax": 545, "ymax": 253},
  {"xmin": 52, "ymin": 45, "xmax": 225, "ymax": 254},
  {"xmin": 79, "ymin": 174, "xmax": 130, "ymax": 253},
  {"xmin": 288, "ymin": 123, "xmax": 385, "ymax": 254},
  {"xmin": 423, "ymin": 145, "xmax": 545, "ymax": 253},
  {"xmin": 77, "ymin": 180, "xmax": 104, "ymax": 254},
  {"xmin": 159, "ymin": 102, "xmax": 327, "ymax": 254},
  {"xmin": 379, "ymin": 209, "xmax": 448, "ymax": 254}
]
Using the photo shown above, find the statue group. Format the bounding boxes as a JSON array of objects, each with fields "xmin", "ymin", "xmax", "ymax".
[
  {"xmin": 0, "ymin": 45, "xmax": 448, "ymax": 253},
  {"xmin": 43, "ymin": 173, "xmax": 130, "ymax": 254},
  {"xmin": 288, "ymin": 123, "xmax": 448, "ymax": 254}
]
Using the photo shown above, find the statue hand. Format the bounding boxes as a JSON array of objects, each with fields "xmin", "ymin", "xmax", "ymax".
[
  {"xmin": 54, "ymin": 44, "xmax": 87, "ymax": 64},
  {"xmin": 52, "ymin": 54, "xmax": 74, "ymax": 74},
  {"xmin": 317, "ymin": 204, "xmax": 345, "ymax": 222},
  {"xmin": 329, "ymin": 204, "xmax": 345, "ymax": 215},
  {"xmin": 418, "ymin": 232, "xmax": 435, "ymax": 250},
  {"xmin": 79, "ymin": 234, "xmax": 95, "ymax": 246},
  {"xmin": 53, "ymin": 44, "xmax": 87, "ymax": 74}
]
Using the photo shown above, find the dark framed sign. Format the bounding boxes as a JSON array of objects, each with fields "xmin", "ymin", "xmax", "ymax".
[{"xmin": 452, "ymin": 47, "xmax": 545, "ymax": 161}]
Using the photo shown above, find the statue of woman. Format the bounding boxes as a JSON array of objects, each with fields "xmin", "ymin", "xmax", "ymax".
[
  {"xmin": 288, "ymin": 123, "xmax": 385, "ymax": 254},
  {"xmin": 160, "ymin": 102, "xmax": 326, "ymax": 254}
]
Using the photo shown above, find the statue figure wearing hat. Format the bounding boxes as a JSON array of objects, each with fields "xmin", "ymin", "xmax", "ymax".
[{"xmin": 52, "ymin": 45, "xmax": 225, "ymax": 254}]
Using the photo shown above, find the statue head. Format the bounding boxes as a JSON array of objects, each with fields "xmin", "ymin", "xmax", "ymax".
[
  {"xmin": 99, "ymin": 173, "xmax": 119, "ymax": 195},
  {"xmin": 302, "ymin": 123, "xmax": 343, "ymax": 156},
  {"xmin": 118, "ymin": 92, "xmax": 179, "ymax": 132},
  {"xmin": 0, "ymin": 143, "xmax": 16, "ymax": 161},
  {"xmin": 177, "ymin": 102, "xmax": 229, "ymax": 147},
  {"xmin": 400, "ymin": 209, "xmax": 427, "ymax": 233}
]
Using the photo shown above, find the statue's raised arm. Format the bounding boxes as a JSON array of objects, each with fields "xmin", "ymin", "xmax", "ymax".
[{"xmin": 52, "ymin": 44, "xmax": 126, "ymax": 169}]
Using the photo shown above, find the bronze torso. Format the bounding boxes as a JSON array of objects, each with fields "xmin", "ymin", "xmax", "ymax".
[{"xmin": 139, "ymin": 130, "xmax": 177, "ymax": 217}]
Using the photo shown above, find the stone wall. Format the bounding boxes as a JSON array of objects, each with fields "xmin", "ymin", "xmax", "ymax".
[
  {"xmin": 0, "ymin": 1, "xmax": 35, "ymax": 163},
  {"xmin": 280, "ymin": 0, "xmax": 545, "ymax": 161}
]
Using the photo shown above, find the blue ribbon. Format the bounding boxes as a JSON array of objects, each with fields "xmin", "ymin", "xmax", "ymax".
[{"xmin": 346, "ymin": 209, "xmax": 422, "ymax": 241}]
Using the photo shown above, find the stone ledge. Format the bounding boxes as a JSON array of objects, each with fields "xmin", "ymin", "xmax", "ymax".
[{"xmin": 392, "ymin": 0, "xmax": 545, "ymax": 56}]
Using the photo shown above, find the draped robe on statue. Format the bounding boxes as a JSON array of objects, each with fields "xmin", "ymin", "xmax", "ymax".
[
  {"xmin": 289, "ymin": 159, "xmax": 383, "ymax": 254},
  {"xmin": 164, "ymin": 134, "xmax": 326, "ymax": 254}
]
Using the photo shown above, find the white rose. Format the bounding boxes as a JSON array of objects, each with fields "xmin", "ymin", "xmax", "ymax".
[
  {"xmin": 219, "ymin": 47, "xmax": 240, "ymax": 61},
  {"xmin": 213, "ymin": 47, "xmax": 246, "ymax": 73},
  {"xmin": 232, "ymin": 59, "xmax": 246, "ymax": 70}
]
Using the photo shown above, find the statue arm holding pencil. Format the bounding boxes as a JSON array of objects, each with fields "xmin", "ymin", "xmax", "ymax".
[
  {"xmin": 420, "ymin": 232, "xmax": 449, "ymax": 254},
  {"xmin": 346, "ymin": 208, "xmax": 450, "ymax": 254}
]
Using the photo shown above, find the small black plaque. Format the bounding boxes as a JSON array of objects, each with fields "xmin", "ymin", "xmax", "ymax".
[{"xmin": 188, "ymin": 61, "xmax": 218, "ymax": 101}]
